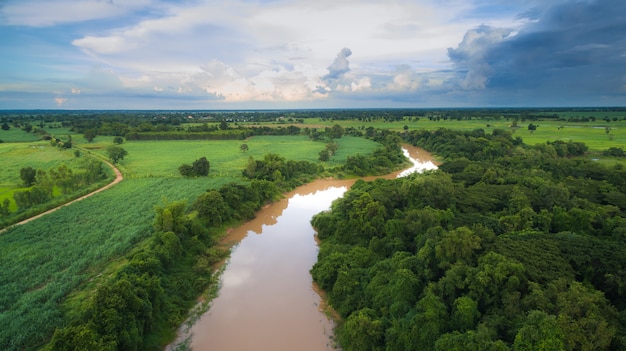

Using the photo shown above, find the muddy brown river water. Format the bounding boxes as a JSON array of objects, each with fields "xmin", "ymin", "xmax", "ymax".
[{"xmin": 168, "ymin": 146, "xmax": 437, "ymax": 351}]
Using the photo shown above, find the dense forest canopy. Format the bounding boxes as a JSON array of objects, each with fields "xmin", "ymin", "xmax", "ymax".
[{"xmin": 312, "ymin": 128, "xmax": 626, "ymax": 350}]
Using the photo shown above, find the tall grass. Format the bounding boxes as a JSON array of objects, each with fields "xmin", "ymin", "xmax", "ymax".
[{"xmin": 0, "ymin": 128, "xmax": 41, "ymax": 143}]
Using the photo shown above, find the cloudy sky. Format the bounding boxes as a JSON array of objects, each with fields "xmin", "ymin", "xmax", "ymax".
[{"xmin": 1, "ymin": 0, "xmax": 625, "ymax": 109}]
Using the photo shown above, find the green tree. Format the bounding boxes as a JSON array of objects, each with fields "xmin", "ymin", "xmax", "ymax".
[
  {"xmin": 154, "ymin": 201, "xmax": 187, "ymax": 233},
  {"xmin": 244, "ymin": 156, "xmax": 257, "ymax": 178},
  {"xmin": 113, "ymin": 136, "xmax": 124, "ymax": 144},
  {"xmin": 319, "ymin": 149, "xmax": 330, "ymax": 161},
  {"xmin": 555, "ymin": 281, "xmax": 616, "ymax": 351},
  {"xmin": 0, "ymin": 198, "xmax": 10, "ymax": 217},
  {"xmin": 435, "ymin": 227, "xmax": 482, "ymax": 269},
  {"xmin": 413, "ymin": 286, "xmax": 449, "ymax": 350},
  {"xmin": 326, "ymin": 141, "xmax": 339, "ymax": 155},
  {"xmin": 49, "ymin": 324, "xmax": 114, "ymax": 351},
  {"xmin": 83, "ymin": 129, "xmax": 97, "ymax": 142},
  {"xmin": 178, "ymin": 164, "xmax": 194, "ymax": 177},
  {"xmin": 451, "ymin": 296, "xmax": 481, "ymax": 332},
  {"xmin": 240, "ymin": 143, "xmax": 249, "ymax": 152},
  {"xmin": 192, "ymin": 157, "xmax": 210, "ymax": 176},
  {"xmin": 340, "ymin": 308, "xmax": 384, "ymax": 351},
  {"xmin": 193, "ymin": 190, "xmax": 229, "ymax": 226},
  {"xmin": 105, "ymin": 145, "xmax": 128, "ymax": 164},
  {"xmin": 513, "ymin": 310, "xmax": 564, "ymax": 351},
  {"xmin": 603, "ymin": 147, "xmax": 624, "ymax": 157},
  {"xmin": 219, "ymin": 120, "xmax": 229, "ymax": 130},
  {"xmin": 179, "ymin": 157, "xmax": 210, "ymax": 177},
  {"xmin": 20, "ymin": 166, "xmax": 37, "ymax": 186},
  {"xmin": 328, "ymin": 124, "xmax": 345, "ymax": 139}
]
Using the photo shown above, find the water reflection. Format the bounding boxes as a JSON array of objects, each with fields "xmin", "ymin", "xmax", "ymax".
[
  {"xmin": 170, "ymin": 146, "xmax": 437, "ymax": 351},
  {"xmin": 397, "ymin": 148, "xmax": 438, "ymax": 178},
  {"xmin": 187, "ymin": 184, "xmax": 346, "ymax": 351}
]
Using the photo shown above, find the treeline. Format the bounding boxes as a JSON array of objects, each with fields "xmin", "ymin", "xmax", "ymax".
[
  {"xmin": 46, "ymin": 180, "xmax": 282, "ymax": 350},
  {"xmin": 243, "ymin": 153, "xmax": 323, "ymax": 186},
  {"xmin": 343, "ymin": 134, "xmax": 407, "ymax": 176},
  {"xmin": 311, "ymin": 128, "xmax": 626, "ymax": 350},
  {"xmin": 4, "ymin": 108, "xmax": 624, "ymax": 127},
  {"xmin": 99, "ymin": 123, "xmax": 361, "ymax": 142},
  {"xmin": 125, "ymin": 129, "xmax": 252, "ymax": 141}
]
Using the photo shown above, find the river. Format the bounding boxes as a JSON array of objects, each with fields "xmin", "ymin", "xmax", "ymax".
[{"xmin": 168, "ymin": 146, "xmax": 437, "ymax": 351}]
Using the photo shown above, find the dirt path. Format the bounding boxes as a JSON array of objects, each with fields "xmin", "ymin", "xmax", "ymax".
[{"xmin": 0, "ymin": 158, "xmax": 123, "ymax": 234}]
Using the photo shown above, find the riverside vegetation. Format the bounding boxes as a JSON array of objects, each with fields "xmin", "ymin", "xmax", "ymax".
[
  {"xmin": 0, "ymin": 108, "xmax": 625, "ymax": 350},
  {"xmin": 312, "ymin": 128, "xmax": 626, "ymax": 350}
]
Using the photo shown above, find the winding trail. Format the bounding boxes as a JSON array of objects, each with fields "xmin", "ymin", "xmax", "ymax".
[{"xmin": 0, "ymin": 158, "xmax": 123, "ymax": 234}]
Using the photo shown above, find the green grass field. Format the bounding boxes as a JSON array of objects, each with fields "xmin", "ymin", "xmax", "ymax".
[
  {"xmin": 78, "ymin": 135, "xmax": 380, "ymax": 178},
  {"xmin": 0, "ymin": 128, "xmax": 42, "ymax": 142}
]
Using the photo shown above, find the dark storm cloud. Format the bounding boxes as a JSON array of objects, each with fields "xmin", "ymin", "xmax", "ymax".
[{"xmin": 449, "ymin": 0, "xmax": 626, "ymax": 105}]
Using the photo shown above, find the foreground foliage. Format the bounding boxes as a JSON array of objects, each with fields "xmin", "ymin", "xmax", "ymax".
[{"xmin": 312, "ymin": 128, "xmax": 626, "ymax": 350}]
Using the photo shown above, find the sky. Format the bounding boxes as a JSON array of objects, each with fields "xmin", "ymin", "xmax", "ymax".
[{"xmin": 0, "ymin": 0, "xmax": 625, "ymax": 109}]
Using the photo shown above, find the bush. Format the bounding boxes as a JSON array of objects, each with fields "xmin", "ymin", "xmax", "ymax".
[{"xmin": 179, "ymin": 157, "xmax": 210, "ymax": 177}]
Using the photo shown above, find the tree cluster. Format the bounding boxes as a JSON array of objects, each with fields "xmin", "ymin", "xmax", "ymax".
[
  {"xmin": 312, "ymin": 128, "xmax": 626, "ymax": 350},
  {"xmin": 319, "ymin": 141, "xmax": 339, "ymax": 161},
  {"xmin": 243, "ymin": 153, "xmax": 323, "ymax": 186},
  {"xmin": 11, "ymin": 161, "xmax": 106, "ymax": 212},
  {"xmin": 179, "ymin": 157, "xmax": 210, "ymax": 177},
  {"xmin": 342, "ymin": 134, "xmax": 406, "ymax": 176}
]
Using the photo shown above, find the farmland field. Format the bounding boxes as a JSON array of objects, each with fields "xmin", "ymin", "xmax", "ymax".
[{"xmin": 82, "ymin": 135, "xmax": 379, "ymax": 178}]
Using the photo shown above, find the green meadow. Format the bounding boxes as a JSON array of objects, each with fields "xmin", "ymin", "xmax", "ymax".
[
  {"xmin": 0, "ymin": 127, "xmax": 42, "ymax": 142},
  {"xmin": 80, "ymin": 135, "xmax": 379, "ymax": 178},
  {"xmin": 515, "ymin": 122, "xmax": 625, "ymax": 151}
]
